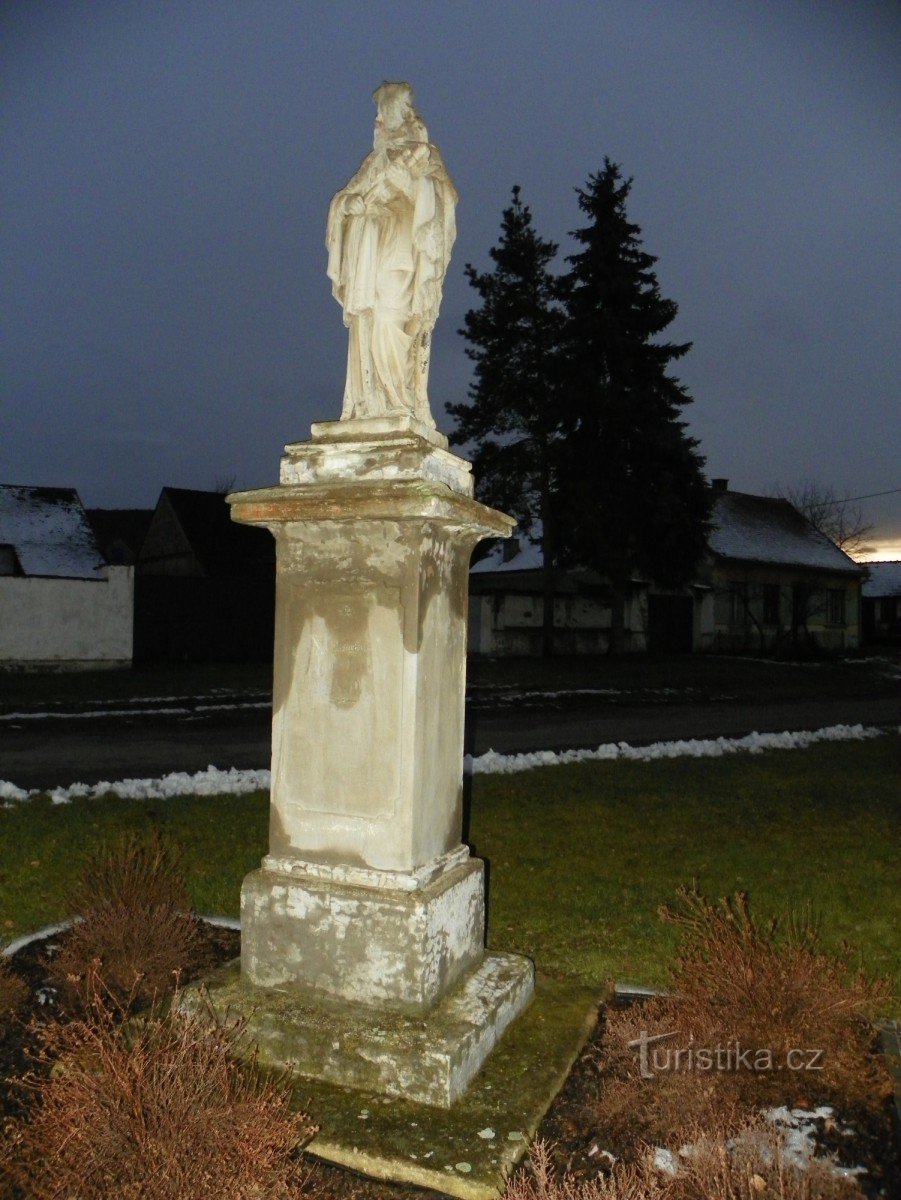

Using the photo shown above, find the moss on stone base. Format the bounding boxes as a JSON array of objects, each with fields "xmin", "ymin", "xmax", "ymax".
[
  {"xmin": 180, "ymin": 951, "xmax": 534, "ymax": 1107},
  {"xmin": 180, "ymin": 967, "xmax": 601, "ymax": 1199}
]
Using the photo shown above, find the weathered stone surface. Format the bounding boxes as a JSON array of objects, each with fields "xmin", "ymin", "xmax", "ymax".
[
  {"xmin": 281, "ymin": 426, "xmax": 466, "ymax": 493},
  {"xmin": 230, "ymin": 452, "xmax": 513, "ymax": 879},
  {"xmin": 326, "ymin": 83, "xmax": 456, "ymax": 427},
  {"xmin": 310, "ymin": 411, "xmax": 449, "ymax": 449},
  {"xmin": 241, "ymin": 854, "xmax": 486, "ymax": 1011},
  {"xmin": 216, "ymin": 91, "xmax": 533, "ymax": 1107},
  {"xmin": 181, "ymin": 951, "xmax": 536, "ymax": 1109},
  {"xmin": 224, "ymin": 428, "xmax": 533, "ymax": 1101},
  {"xmin": 296, "ymin": 975, "xmax": 603, "ymax": 1198}
]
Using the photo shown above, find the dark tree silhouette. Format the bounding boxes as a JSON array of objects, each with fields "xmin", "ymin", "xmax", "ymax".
[
  {"xmin": 558, "ymin": 160, "xmax": 712, "ymax": 652},
  {"xmin": 447, "ymin": 186, "xmax": 568, "ymax": 655}
]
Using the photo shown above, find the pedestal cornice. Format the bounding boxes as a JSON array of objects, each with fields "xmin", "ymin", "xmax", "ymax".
[{"xmin": 228, "ymin": 477, "xmax": 515, "ymax": 537}]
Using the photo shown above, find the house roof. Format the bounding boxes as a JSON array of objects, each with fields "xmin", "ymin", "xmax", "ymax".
[
  {"xmin": 862, "ymin": 560, "xmax": 901, "ymax": 598},
  {"xmin": 708, "ymin": 491, "xmax": 861, "ymax": 574},
  {"xmin": 0, "ymin": 485, "xmax": 105, "ymax": 579},
  {"xmin": 86, "ymin": 508, "xmax": 153, "ymax": 565},
  {"xmin": 149, "ymin": 487, "xmax": 274, "ymax": 576},
  {"xmin": 471, "ymin": 535, "xmax": 543, "ymax": 574},
  {"xmin": 470, "ymin": 489, "xmax": 862, "ymax": 579}
]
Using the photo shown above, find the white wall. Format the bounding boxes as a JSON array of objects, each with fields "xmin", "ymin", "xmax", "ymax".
[
  {"xmin": 467, "ymin": 588, "xmax": 649, "ymax": 655},
  {"xmin": 0, "ymin": 566, "xmax": 133, "ymax": 669}
]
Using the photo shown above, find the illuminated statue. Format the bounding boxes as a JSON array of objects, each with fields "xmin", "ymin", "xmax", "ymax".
[{"xmin": 326, "ymin": 82, "xmax": 457, "ymax": 426}]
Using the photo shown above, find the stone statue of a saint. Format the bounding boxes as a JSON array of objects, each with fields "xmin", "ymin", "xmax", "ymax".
[{"xmin": 326, "ymin": 82, "xmax": 457, "ymax": 427}]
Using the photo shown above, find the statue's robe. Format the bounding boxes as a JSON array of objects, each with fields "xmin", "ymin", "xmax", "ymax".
[{"xmin": 326, "ymin": 141, "xmax": 456, "ymax": 420}]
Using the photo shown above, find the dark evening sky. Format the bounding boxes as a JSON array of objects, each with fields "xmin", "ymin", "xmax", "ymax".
[{"xmin": 2, "ymin": 1, "xmax": 899, "ymax": 554}]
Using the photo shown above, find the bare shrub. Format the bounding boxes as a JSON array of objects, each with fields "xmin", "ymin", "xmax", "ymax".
[
  {"xmin": 591, "ymin": 889, "xmax": 891, "ymax": 1151},
  {"xmin": 505, "ymin": 1126, "xmax": 867, "ymax": 1200},
  {"xmin": 503, "ymin": 1138, "xmax": 654, "ymax": 1199},
  {"xmin": 0, "ymin": 955, "xmax": 28, "ymax": 1018},
  {"xmin": 659, "ymin": 1116, "xmax": 867, "ymax": 1200},
  {"xmin": 48, "ymin": 830, "xmax": 203, "ymax": 1011},
  {"xmin": 1, "ymin": 970, "xmax": 317, "ymax": 1199},
  {"xmin": 658, "ymin": 887, "xmax": 891, "ymax": 1107},
  {"xmin": 594, "ymin": 995, "xmax": 749, "ymax": 1150}
]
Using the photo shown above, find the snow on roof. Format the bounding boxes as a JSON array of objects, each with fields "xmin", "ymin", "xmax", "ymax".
[
  {"xmin": 0, "ymin": 485, "xmax": 105, "ymax": 579},
  {"xmin": 471, "ymin": 534, "xmax": 543, "ymax": 573},
  {"xmin": 862, "ymin": 560, "xmax": 901, "ymax": 597},
  {"xmin": 708, "ymin": 491, "xmax": 860, "ymax": 573},
  {"xmin": 472, "ymin": 493, "xmax": 862, "ymax": 577}
]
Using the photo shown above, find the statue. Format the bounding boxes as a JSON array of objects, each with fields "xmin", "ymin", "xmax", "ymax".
[{"xmin": 326, "ymin": 82, "xmax": 457, "ymax": 427}]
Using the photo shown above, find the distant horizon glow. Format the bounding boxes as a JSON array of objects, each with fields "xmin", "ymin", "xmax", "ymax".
[{"xmin": 855, "ymin": 543, "xmax": 901, "ymax": 564}]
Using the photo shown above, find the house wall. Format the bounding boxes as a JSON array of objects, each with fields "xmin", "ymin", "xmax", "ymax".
[
  {"xmin": 0, "ymin": 566, "xmax": 133, "ymax": 670},
  {"xmin": 863, "ymin": 595, "xmax": 901, "ymax": 644},
  {"xmin": 133, "ymin": 574, "xmax": 275, "ymax": 663},
  {"xmin": 467, "ymin": 587, "xmax": 648, "ymax": 655},
  {"xmin": 695, "ymin": 589, "xmax": 716, "ymax": 651},
  {"xmin": 709, "ymin": 562, "xmax": 860, "ymax": 652},
  {"xmin": 138, "ymin": 496, "xmax": 201, "ymax": 576}
]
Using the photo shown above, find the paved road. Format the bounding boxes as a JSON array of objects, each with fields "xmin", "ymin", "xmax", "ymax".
[{"xmin": 1, "ymin": 693, "xmax": 897, "ymax": 791}]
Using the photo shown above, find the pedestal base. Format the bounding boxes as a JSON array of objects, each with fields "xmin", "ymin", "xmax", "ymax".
[
  {"xmin": 180, "ymin": 952, "xmax": 535, "ymax": 1108},
  {"xmin": 240, "ymin": 853, "xmax": 486, "ymax": 1013}
]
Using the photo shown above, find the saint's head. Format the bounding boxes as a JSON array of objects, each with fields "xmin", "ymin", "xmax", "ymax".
[{"xmin": 373, "ymin": 81, "xmax": 427, "ymax": 147}]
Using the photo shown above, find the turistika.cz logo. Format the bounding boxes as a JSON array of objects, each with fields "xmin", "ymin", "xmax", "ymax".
[{"xmin": 627, "ymin": 1031, "xmax": 825, "ymax": 1080}]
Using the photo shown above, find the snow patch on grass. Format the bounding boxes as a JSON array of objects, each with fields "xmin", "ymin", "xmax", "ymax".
[
  {"xmin": 1, "ymin": 766, "xmax": 271, "ymax": 807},
  {"xmin": 464, "ymin": 723, "xmax": 886, "ymax": 775},
  {"xmin": 0, "ymin": 725, "xmax": 890, "ymax": 804}
]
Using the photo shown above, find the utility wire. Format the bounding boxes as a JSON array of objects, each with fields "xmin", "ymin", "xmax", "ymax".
[{"xmin": 821, "ymin": 487, "xmax": 901, "ymax": 506}]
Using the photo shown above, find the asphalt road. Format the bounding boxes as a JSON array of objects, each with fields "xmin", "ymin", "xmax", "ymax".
[{"xmin": 2, "ymin": 693, "xmax": 898, "ymax": 792}]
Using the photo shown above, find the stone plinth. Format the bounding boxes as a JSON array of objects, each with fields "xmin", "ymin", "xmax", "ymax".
[
  {"xmin": 241, "ymin": 851, "xmax": 485, "ymax": 1011},
  {"xmin": 181, "ymin": 952, "xmax": 536, "ymax": 1109},
  {"xmin": 210, "ymin": 420, "xmax": 534, "ymax": 1105}
]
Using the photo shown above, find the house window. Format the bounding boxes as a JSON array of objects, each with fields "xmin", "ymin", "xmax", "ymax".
[
  {"xmin": 729, "ymin": 583, "xmax": 748, "ymax": 625},
  {"xmin": 0, "ymin": 545, "xmax": 22, "ymax": 576},
  {"xmin": 827, "ymin": 588, "xmax": 845, "ymax": 625},
  {"xmin": 762, "ymin": 584, "xmax": 780, "ymax": 626}
]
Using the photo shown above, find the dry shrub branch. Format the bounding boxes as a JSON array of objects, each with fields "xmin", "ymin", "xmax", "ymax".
[
  {"xmin": 48, "ymin": 830, "xmax": 203, "ymax": 1012},
  {"xmin": 591, "ymin": 888, "xmax": 891, "ymax": 1151},
  {"xmin": 505, "ymin": 1128, "xmax": 867, "ymax": 1200},
  {"xmin": 0, "ymin": 956, "xmax": 28, "ymax": 1020},
  {"xmin": 662, "ymin": 1117, "xmax": 868, "ymax": 1200},
  {"xmin": 1, "ymin": 969, "xmax": 317, "ymax": 1199}
]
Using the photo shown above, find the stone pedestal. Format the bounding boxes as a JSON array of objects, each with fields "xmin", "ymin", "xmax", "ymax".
[{"xmin": 213, "ymin": 415, "xmax": 534, "ymax": 1104}]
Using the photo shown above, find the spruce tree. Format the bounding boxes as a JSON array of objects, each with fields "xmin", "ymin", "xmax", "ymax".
[
  {"xmin": 559, "ymin": 160, "xmax": 711, "ymax": 652},
  {"xmin": 447, "ymin": 186, "xmax": 567, "ymax": 655}
]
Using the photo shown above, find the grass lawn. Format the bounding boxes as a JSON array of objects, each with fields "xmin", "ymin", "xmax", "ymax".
[{"xmin": 2, "ymin": 737, "xmax": 898, "ymax": 1001}]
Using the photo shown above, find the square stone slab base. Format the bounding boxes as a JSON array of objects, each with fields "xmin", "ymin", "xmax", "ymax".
[
  {"xmin": 180, "ymin": 970, "xmax": 600, "ymax": 1199},
  {"xmin": 290, "ymin": 975, "xmax": 600, "ymax": 1199},
  {"xmin": 180, "ymin": 951, "xmax": 534, "ymax": 1109}
]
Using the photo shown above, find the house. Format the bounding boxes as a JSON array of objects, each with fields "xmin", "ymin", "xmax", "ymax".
[
  {"xmin": 861, "ymin": 561, "xmax": 901, "ymax": 645},
  {"xmin": 469, "ymin": 539, "xmax": 629, "ymax": 655},
  {"xmin": 138, "ymin": 487, "xmax": 273, "ymax": 578},
  {"xmin": 0, "ymin": 485, "xmax": 133, "ymax": 670},
  {"xmin": 706, "ymin": 481, "xmax": 863, "ymax": 652},
  {"xmin": 468, "ymin": 480, "xmax": 863, "ymax": 656},
  {"xmin": 134, "ymin": 487, "xmax": 275, "ymax": 662},
  {"xmin": 469, "ymin": 538, "xmax": 703, "ymax": 655},
  {"xmin": 86, "ymin": 508, "xmax": 153, "ymax": 566}
]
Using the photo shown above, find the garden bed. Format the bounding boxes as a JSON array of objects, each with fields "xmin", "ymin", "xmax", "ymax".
[{"xmin": 2, "ymin": 918, "xmax": 897, "ymax": 1199}]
